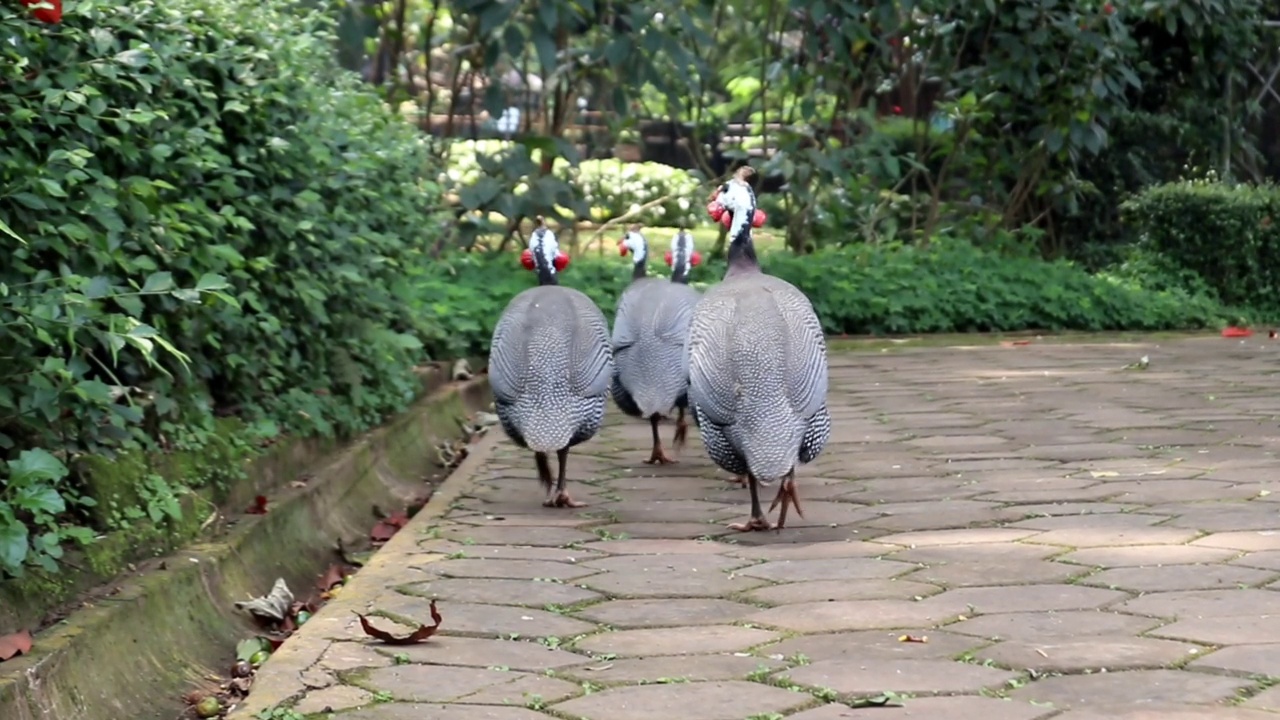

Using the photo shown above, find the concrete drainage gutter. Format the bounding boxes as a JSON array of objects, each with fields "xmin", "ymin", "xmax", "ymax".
[{"xmin": 0, "ymin": 372, "xmax": 492, "ymax": 720}]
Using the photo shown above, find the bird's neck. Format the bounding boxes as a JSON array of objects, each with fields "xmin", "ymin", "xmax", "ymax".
[
  {"xmin": 670, "ymin": 263, "xmax": 690, "ymax": 284},
  {"xmin": 725, "ymin": 211, "xmax": 760, "ymax": 277},
  {"xmin": 631, "ymin": 257, "xmax": 647, "ymax": 281},
  {"xmin": 537, "ymin": 265, "xmax": 559, "ymax": 286}
]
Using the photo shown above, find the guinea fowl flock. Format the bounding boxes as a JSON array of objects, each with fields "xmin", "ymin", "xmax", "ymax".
[{"xmin": 488, "ymin": 166, "xmax": 830, "ymax": 532}]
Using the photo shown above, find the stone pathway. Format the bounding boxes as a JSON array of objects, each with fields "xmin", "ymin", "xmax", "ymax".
[{"xmin": 234, "ymin": 337, "xmax": 1280, "ymax": 720}]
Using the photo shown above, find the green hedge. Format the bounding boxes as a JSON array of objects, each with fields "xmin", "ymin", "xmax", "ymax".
[
  {"xmin": 408, "ymin": 238, "xmax": 1235, "ymax": 360},
  {"xmin": 444, "ymin": 140, "xmax": 704, "ymax": 227},
  {"xmin": 1121, "ymin": 179, "xmax": 1280, "ymax": 309},
  {"xmin": 0, "ymin": 0, "xmax": 442, "ymax": 576}
]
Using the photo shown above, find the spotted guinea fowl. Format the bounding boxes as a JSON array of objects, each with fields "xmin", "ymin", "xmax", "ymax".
[
  {"xmin": 685, "ymin": 166, "xmax": 831, "ymax": 531},
  {"xmin": 488, "ymin": 218, "xmax": 614, "ymax": 508},
  {"xmin": 611, "ymin": 225, "xmax": 703, "ymax": 464}
]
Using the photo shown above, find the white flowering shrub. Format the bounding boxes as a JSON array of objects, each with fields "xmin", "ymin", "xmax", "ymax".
[{"xmin": 442, "ymin": 140, "xmax": 705, "ymax": 227}]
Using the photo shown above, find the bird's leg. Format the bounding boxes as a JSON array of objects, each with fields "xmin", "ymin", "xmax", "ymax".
[
  {"xmin": 672, "ymin": 407, "xmax": 689, "ymax": 450},
  {"xmin": 543, "ymin": 448, "xmax": 587, "ymax": 508},
  {"xmin": 535, "ymin": 452, "xmax": 554, "ymax": 499},
  {"xmin": 727, "ymin": 474, "xmax": 774, "ymax": 532},
  {"xmin": 767, "ymin": 469, "xmax": 805, "ymax": 531},
  {"xmin": 644, "ymin": 415, "xmax": 677, "ymax": 465}
]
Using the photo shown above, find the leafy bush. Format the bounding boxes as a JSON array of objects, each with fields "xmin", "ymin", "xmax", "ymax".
[
  {"xmin": 1122, "ymin": 178, "xmax": 1280, "ymax": 310},
  {"xmin": 408, "ymin": 237, "xmax": 1235, "ymax": 360},
  {"xmin": 0, "ymin": 0, "xmax": 443, "ymax": 576},
  {"xmin": 443, "ymin": 140, "xmax": 705, "ymax": 227}
]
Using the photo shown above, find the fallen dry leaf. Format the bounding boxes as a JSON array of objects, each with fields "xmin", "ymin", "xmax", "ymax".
[
  {"xmin": 234, "ymin": 578, "xmax": 294, "ymax": 622},
  {"xmin": 356, "ymin": 600, "xmax": 442, "ymax": 645},
  {"xmin": 0, "ymin": 630, "xmax": 33, "ymax": 662},
  {"xmin": 897, "ymin": 634, "xmax": 928, "ymax": 643},
  {"xmin": 370, "ymin": 510, "xmax": 409, "ymax": 543},
  {"xmin": 245, "ymin": 495, "xmax": 269, "ymax": 514},
  {"xmin": 289, "ymin": 480, "xmax": 308, "ymax": 489},
  {"xmin": 317, "ymin": 564, "xmax": 350, "ymax": 592}
]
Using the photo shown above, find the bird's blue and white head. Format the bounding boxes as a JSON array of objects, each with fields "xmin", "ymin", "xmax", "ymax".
[
  {"xmin": 520, "ymin": 217, "xmax": 569, "ymax": 285},
  {"xmin": 665, "ymin": 230, "xmax": 701, "ymax": 284},
  {"xmin": 617, "ymin": 225, "xmax": 648, "ymax": 264},
  {"xmin": 713, "ymin": 166, "xmax": 759, "ymax": 243}
]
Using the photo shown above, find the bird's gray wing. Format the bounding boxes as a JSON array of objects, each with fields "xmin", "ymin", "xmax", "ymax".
[
  {"xmin": 569, "ymin": 291, "xmax": 615, "ymax": 397},
  {"xmin": 775, "ymin": 284, "xmax": 829, "ymax": 420},
  {"xmin": 487, "ymin": 294, "xmax": 532, "ymax": 403},
  {"xmin": 686, "ymin": 291, "xmax": 739, "ymax": 426}
]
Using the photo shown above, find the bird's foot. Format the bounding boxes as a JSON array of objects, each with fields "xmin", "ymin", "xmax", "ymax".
[
  {"xmin": 543, "ymin": 493, "xmax": 587, "ymax": 508},
  {"xmin": 727, "ymin": 516, "xmax": 775, "ymax": 532},
  {"xmin": 726, "ymin": 474, "xmax": 748, "ymax": 487},
  {"xmin": 643, "ymin": 444, "xmax": 678, "ymax": 465},
  {"xmin": 767, "ymin": 475, "xmax": 804, "ymax": 530},
  {"xmin": 672, "ymin": 420, "xmax": 689, "ymax": 449}
]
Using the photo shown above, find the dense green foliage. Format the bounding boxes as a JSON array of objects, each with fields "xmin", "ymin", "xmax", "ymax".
[
  {"xmin": 1122, "ymin": 179, "xmax": 1280, "ymax": 311},
  {"xmin": 352, "ymin": 0, "xmax": 1279, "ymax": 258},
  {"xmin": 0, "ymin": 0, "xmax": 443, "ymax": 577},
  {"xmin": 407, "ymin": 239, "xmax": 1236, "ymax": 360},
  {"xmin": 444, "ymin": 140, "xmax": 704, "ymax": 230}
]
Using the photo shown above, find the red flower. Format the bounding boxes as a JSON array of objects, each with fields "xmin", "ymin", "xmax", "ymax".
[
  {"xmin": 892, "ymin": 105, "xmax": 903, "ymax": 115},
  {"xmin": 21, "ymin": 0, "xmax": 62, "ymax": 24},
  {"xmin": 1103, "ymin": 2, "xmax": 1115, "ymax": 14}
]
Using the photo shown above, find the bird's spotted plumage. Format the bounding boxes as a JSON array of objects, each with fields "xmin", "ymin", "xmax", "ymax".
[
  {"xmin": 686, "ymin": 167, "xmax": 831, "ymax": 530},
  {"xmin": 489, "ymin": 225, "xmax": 614, "ymax": 506}
]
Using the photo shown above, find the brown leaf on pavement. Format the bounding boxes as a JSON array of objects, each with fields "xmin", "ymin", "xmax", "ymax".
[{"xmin": 356, "ymin": 601, "xmax": 442, "ymax": 645}]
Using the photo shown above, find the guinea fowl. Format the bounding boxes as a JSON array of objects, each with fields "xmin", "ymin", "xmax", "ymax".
[
  {"xmin": 488, "ymin": 218, "xmax": 614, "ymax": 508},
  {"xmin": 685, "ymin": 166, "xmax": 831, "ymax": 531},
  {"xmin": 611, "ymin": 225, "xmax": 703, "ymax": 464}
]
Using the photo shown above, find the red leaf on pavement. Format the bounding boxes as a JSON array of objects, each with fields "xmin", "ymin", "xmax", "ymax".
[
  {"xmin": 1223, "ymin": 326, "xmax": 1253, "ymax": 338},
  {"xmin": 356, "ymin": 601, "xmax": 442, "ymax": 645},
  {"xmin": 246, "ymin": 495, "xmax": 269, "ymax": 514},
  {"xmin": 370, "ymin": 510, "xmax": 408, "ymax": 542},
  {"xmin": 0, "ymin": 630, "xmax": 33, "ymax": 662}
]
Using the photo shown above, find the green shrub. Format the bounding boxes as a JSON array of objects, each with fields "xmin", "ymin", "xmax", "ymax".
[
  {"xmin": 409, "ymin": 237, "xmax": 1235, "ymax": 359},
  {"xmin": 443, "ymin": 140, "xmax": 705, "ymax": 227},
  {"xmin": 0, "ymin": 0, "xmax": 442, "ymax": 576},
  {"xmin": 1121, "ymin": 179, "xmax": 1280, "ymax": 310}
]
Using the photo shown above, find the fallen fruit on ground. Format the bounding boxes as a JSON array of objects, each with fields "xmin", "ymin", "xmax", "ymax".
[
  {"xmin": 195, "ymin": 695, "xmax": 222, "ymax": 718},
  {"xmin": 356, "ymin": 600, "xmax": 443, "ymax": 645}
]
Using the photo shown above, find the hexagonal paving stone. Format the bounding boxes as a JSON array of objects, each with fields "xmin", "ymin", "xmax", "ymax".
[
  {"xmin": 1008, "ymin": 669, "xmax": 1252, "ymax": 709},
  {"xmin": 946, "ymin": 610, "xmax": 1161, "ymax": 642},
  {"xmin": 746, "ymin": 599, "xmax": 963, "ymax": 633},
  {"xmin": 1081, "ymin": 564, "xmax": 1275, "ymax": 592},
  {"xmin": 1151, "ymin": 617, "xmax": 1280, "ymax": 645},
  {"xmin": 385, "ymin": 636, "xmax": 587, "ymax": 671},
  {"xmin": 1058, "ymin": 544, "xmax": 1242, "ymax": 567},
  {"xmin": 1053, "ymin": 708, "xmax": 1280, "ymax": 720},
  {"xmin": 429, "ymin": 558, "xmax": 600, "ymax": 581},
  {"xmin": 585, "ymin": 539, "xmax": 732, "ymax": 555},
  {"xmin": 362, "ymin": 665, "xmax": 574, "ymax": 703},
  {"xmin": 294, "ymin": 685, "xmax": 374, "ymax": 715},
  {"xmin": 744, "ymin": 578, "xmax": 943, "ymax": 605},
  {"xmin": 790, "ymin": 696, "xmax": 1057, "ymax": 720},
  {"xmin": 422, "ymin": 602, "xmax": 597, "ymax": 639},
  {"xmin": 920, "ymin": 584, "xmax": 1130, "ymax": 615},
  {"xmin": 573, "ymin": 598, "xmax": 758, "ymax": 628},
  {"xmin": 337, "ymin": 704, "xmax": 557, "ymax": 720},
  {"xmin": 777, "ymin": 657, "xmax": 1018, "ymax": 695},
  {"xmin": 737, "ymin": 557, "xmax": 915, "ymax": 582},
  {"xmin": 556, "ymin": 655, "xmax": 786, "ymax": 684},
  {"xmin": 873, "ymin": 528, "xmax": 1042, "ymax": 547},
  {"xmin": 571, "ymin": 625, "xmax": 780, "ymax": 657},
  {"xmin": 551, "ymin": 680, "xmax": 811, "ymax": 720},
  {"xmin": 1024, "ymin": 525, "xmax": 1200, "ymax": 548},
  {"xmin": 442, "ymin": 525, "xmax": 599, "ymax": 547},
  {"xmin": 577, "ymin": 554, "xmax": 764, "ymax": 598},
  {"xmin": 1192, "ymin": 531, "xmax": 1280, "ymax": 552},
  {"xmin": 762, "ymin": 630, "xmax": 986, "ymax": 663},
  {"xmin": 1118, "ymin": 588, "xmax": 1279, "ymax": 618},
  {"xmin": 975, "ymin": 638, "xmax": 1201, "ymax": 673},
  {"xmin": 401, "ymin": 578, "xmax": 602, "ymax": 607},
  {"xmin": 1190, "ymin": 644, "xmax": 1280, "ymax": 676}
]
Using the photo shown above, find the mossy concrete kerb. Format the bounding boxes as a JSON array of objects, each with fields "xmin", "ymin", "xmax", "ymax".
[{"xmin": 0, "ymin": 366, "xmax": 493, "ymax": 720}]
